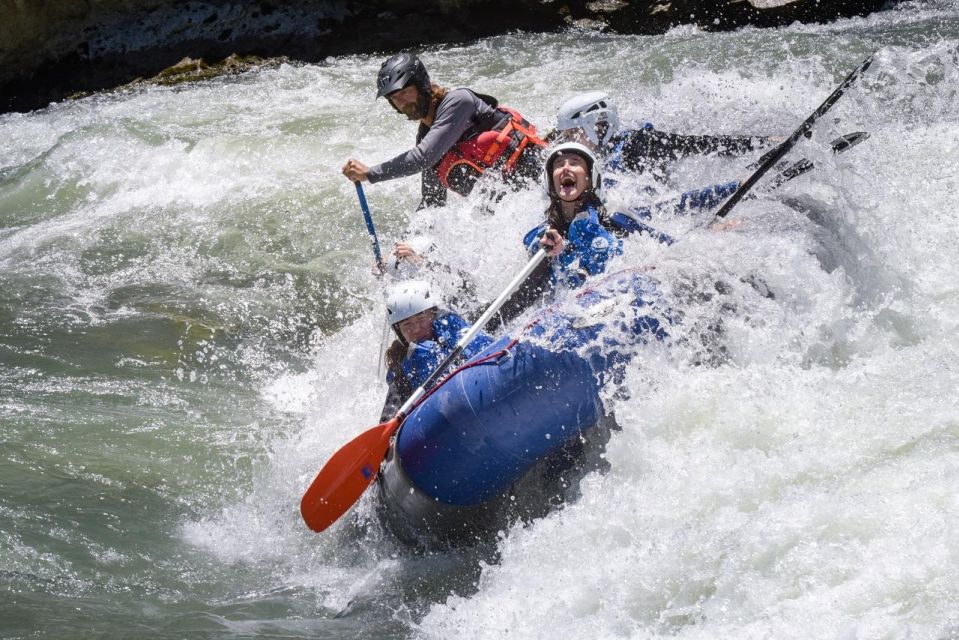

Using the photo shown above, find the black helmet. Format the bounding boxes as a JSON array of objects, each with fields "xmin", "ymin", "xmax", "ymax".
[{"xmin": 376, "ymin": 52, "xmax": 431, "ymax": 100}]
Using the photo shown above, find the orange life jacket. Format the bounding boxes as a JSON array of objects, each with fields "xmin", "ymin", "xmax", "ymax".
[{"xmin": 436, "ymin": 107, "xmax": 546, "ymax": 196}]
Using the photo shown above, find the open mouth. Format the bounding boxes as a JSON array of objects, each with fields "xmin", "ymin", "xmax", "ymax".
[{"xmin": 557, "ymin": 172, "xmax": 580, "ymax": 198}]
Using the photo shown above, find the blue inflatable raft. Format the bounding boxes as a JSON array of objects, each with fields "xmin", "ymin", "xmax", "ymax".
[{"xmin": 376, "ymin": 269, "xmax": 671, "ymax": 547}]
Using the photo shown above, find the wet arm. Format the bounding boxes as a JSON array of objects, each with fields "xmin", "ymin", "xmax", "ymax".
[
  {"xmin": 625, "ymin": 129, "xmax": 771, "ymax": 168},
  {"xmin": 667, "ymin": 180, "xmax": 740, "ymax": 214},
  {"xmin": 379, "ymin": 364, "xmax": 413, "ymax": 422},
  {"xmin": 368, "ymin": 92, "xmax": 479, "ymax": 183}
]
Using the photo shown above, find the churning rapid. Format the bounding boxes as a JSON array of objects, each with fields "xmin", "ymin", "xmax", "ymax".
[{"xmin": 2, "ymin": 2, "xmax": 959, "ymax": 638}]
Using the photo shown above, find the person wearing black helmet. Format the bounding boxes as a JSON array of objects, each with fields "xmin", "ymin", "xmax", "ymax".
[{"xmin": 342, "ymin": 52, "xmax": 545, "ymax": 210}]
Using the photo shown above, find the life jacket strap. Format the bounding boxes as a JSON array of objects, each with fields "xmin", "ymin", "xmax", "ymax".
[
  {"xmin": 436, "ymin": 107, "xmax": 545, "ymax": 195},
  {"xmin": 482, "ymin": 111, "xmax": 545, "ymax": 172}
]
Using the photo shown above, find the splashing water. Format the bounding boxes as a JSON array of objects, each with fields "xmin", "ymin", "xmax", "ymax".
[{"xmin": 2, "ymin": 3, "xmax": 959, "ymax": 638}]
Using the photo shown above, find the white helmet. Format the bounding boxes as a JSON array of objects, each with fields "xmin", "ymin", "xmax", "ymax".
[
  {"xmin": 386, "ymin": 280, "xmax": 437, "ymax": 325},
  {"xmin": 543, "ymin": 142, "xmax": 603, "ymax": 200},
  {"xmin": 556, "ymin": 91, "xmax": 621, "ymax": 147}
]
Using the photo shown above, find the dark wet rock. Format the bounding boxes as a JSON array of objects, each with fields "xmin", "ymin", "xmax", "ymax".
[
  {"xmin": 63, "ymin": 53, "xmax": 284, "ymax": 102},
  {"xmin": 0, "ymin": 0, "xmax": 897, "ymax": 114}
]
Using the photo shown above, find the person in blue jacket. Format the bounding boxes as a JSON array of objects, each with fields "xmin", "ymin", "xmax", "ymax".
[
  {"xmin": 491, "ymin": 142, "xmax": 740, "ymax": 328},
  {"xmin": 554, "ymin": 91, "xmax": 774, "ymax": 181},
  {"xmin": 379, "ymin": 279, "xmax": 493, "ymax": 421},
  {"xmin": 525, "ymin": 141, "xmax": 621, "ymax": 288}
]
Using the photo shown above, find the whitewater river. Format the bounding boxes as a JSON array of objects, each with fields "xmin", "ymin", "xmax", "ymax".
[{"xmin": 2, "ymin": 2, "xmax": 958, "ymax": 637}]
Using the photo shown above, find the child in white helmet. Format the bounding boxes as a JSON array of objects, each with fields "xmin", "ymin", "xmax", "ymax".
[{"xmin": 379, "ymin": 279, "xmax": 493, "ymax": 421}]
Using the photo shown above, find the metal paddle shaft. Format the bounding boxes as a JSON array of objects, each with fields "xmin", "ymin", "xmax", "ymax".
[
  {"xmin": 713, "ymin": 52, "xmax": 875, "ymax": 220},
  {"xmin": 300, "ymin": 248, "xmax": 548, "ymax": 532},
  {"xmin": 355, "ymin": 182, "xmax": 385, "ymax": 271},
  {"xmin": 396, "ymin": 248, "xmax": 548, "ymax": 417}
]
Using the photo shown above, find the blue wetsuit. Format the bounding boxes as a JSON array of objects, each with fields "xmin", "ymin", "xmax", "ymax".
[
  {"xmin": 387, "ymin": 311, "xmax": 494, "ymax": 390},
  {"xmin": 608, "ymin": 179, "xmax": 740, "ymax": 233},
  {"xmin": 521, "ymin": 179, "xmax": 738, "ymax": 287},
  {"xmin": 490, "ymin": 180, "xmax": 738, "ymax": 333},
  {"xmin": 523, "ymin": 204, "xmax": 621, "ymax": 288}
]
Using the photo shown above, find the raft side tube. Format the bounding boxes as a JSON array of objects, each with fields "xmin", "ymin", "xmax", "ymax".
[
  {"xmin": 377, "ymin": 405, "xmax": 616, "ymax": 548},
  {"xmin": 396, "ymin": 339, "xmax": 602, "ymax": 506}
]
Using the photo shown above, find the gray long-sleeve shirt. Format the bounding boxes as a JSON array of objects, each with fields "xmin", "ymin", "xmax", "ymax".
[{"xmin": 369, "ymin": 88, "xmax": 504, "ymax": 207}]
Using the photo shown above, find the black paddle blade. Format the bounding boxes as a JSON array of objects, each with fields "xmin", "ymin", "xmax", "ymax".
[
  {"xmin": 768, "ymin": 131, "xmax": 870, "ymax": 190},
  {"xmin": 830, "ymin": 130, "xmax": 869, "ymax": 153}
]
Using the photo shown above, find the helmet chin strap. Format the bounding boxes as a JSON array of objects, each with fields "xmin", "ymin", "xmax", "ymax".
[{"xmin": 554, "ymin": 191, "xmax": 590, "ymax": 223}]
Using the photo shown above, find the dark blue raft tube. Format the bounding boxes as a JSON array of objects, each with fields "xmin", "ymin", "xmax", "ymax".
[
  {"xmin": 399, "ymin": 337, "xmax": 602, "ymax": 505},
  {"xmin": 377, "ymin": 336, "xmax": 605, "ymax": 546}
]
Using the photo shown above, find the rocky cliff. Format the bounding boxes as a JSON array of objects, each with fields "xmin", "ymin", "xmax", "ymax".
[{"xmin": 0, "ymin": 0, "xmax": 894, "ymax": 114}]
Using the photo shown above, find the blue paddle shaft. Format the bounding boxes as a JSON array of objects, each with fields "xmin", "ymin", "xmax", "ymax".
[{"xmin": 355, "ymin": 182, "xmax": 385, "ymax": 271}]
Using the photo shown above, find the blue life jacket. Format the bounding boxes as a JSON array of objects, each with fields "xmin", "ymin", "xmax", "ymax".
[
  {"xmin": 523, "ymin": 204, "xmax": 621, "ymax": 288},
  {"xmin": 390, "ymin": 311, "xmax": 494, "ymax": 389}
]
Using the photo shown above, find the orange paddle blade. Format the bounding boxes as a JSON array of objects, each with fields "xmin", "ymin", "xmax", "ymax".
[{"xmin": 300, "ymin": 418, "xmax": 400, "ymax": 532}]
